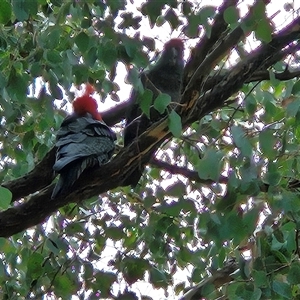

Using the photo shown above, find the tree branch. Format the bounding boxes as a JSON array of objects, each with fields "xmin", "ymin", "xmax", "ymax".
[
  {"xmin": 183, "ymin": 0, "xmax": 238, "ymax": 87},
  {"xmin": 1, "ymin": 11, "xmax": 300, "ymax": 237},
  {"xmin": 2, "ymin": 147, "xmax": 56, "ymax": 203},
  {"xmin": 101, "ymin": 99, "xmax": 131, "ymax": 126},
  {"xmin": 180, "ymin": 259, "xmax": 238, "ymax": 300},
  {"xmin": 203, "ymin": 65, "xmax": 300, "ymax": 92},
  {"xmin": 150, "ymin": 158, "xmax": 227, "ymax": 184}
]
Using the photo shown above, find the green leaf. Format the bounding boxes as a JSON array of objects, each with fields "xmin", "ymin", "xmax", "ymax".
[
  {"xmin": 158, "ymin": 201, "xmax": 182, "ymax": 217},
  {"xmin": 53, "ymin": 271, "xmax": 78, "ymax": 298},
  {"xmin": 0, "ymin": 1, "xmax": 12, "ymax": 24},
  {"xmin": 184, "ymin": 14, "xmax": 201, "ymax": 38},
  {"xmin": 252, "ymin": 1, "xmax": 266, "ymax": 19},
  {"xmin": 291, "ymin": 81, "xmax": 300, "ymax": 95},
  {"xmin": 0, "ymin": 71, "xmax": 7, "ymax": 88},
  {"xmin": 265, "ymin": 162, "xmax": 281, "ymax": 186},
  {"xmin": 7, "ymin": 70, "xmax": 29, "ymax": 101},
  {"xmin": 154, "ymin": 93, "xmax": 171, "ymax": 114},
  {"xmin": 197, "ymin": 149, "xmax": 223, "ymax": 181},
  {"xmin": 259, "ymin": 129, "xmax": 276, "ymax": 159},
  {"xmin": 25, "ymin": 0, "xmax": 38, "ymax": 16},
  {"xmin": 243, "ymin": 208, "xmax": 259, "ymax": 235},
  {"xmin": 255, "ymin": 18, "xmax": 272, "ymax": 43},
  {"xmin": 74, "ymin": 31, "xmax": 90, "ymax": 53},
  {"xmin": 198, "ymin": 6, "xmax": 215, "ymax": 20},
  {"xmin": 245, "ymin": 94, "xmax": 257, "ymax": 116},
  {"xmin": 252, "ymin": 270, "xmax": 268, "ymax": 288},
  {"xmin": 46, "ymin": 27, "xmax": 61, "ymax": 49},
  {"xmin": 73, "ymin": 64, "xmax": 89, "ymax": 84},
  {"xmin": 250, "ymin": 288, "xmax": 262, "ymax": 300},
  {"xmin": 85, "ymin": 47, "xmax": 97, "ymax": 67},
  {"xmin": 106, "ymin": 226, "xmax": 125, "ymax": 240},
  {"xmin": 30, "ymin": 62, "xmax": 43, "ymax": 77},
  {"xmin": 272, "ymin": 281, "xmax": 292, "ymax": 299},
  {"xmin": 94, "ymin": 271, "xmax": 117, "ymax": 297},
  {"xmin": 164, "ymin": 8, "xmax": 180, "ymax": 29},
  {"xmin": 224, "ymin": 6, "xmax": 239, "ymax": 25},
  {"xmin": 45, "ymin": 50, "xmax": 62, "ymax": 64},
  {"xmin": 144, "ymin": 195, "xmax": 157, "ymax": 208},
  {"xmin": 140, "ymin": 89, "xmax": 153, "ymax": 118},
  {"xmin": 168, "ymin": 110, "xmax": 182, "ymax": 138},
  {"xmin": 149, "ymin": 267, "xmax": 168, "ymax": 288},
  {"xmin": 182, "ymin": 1, "xmax": 192, "ymax": 15},
  {"xmin": 23, "ymin": 130, "xmax": 35, "ymax": 150},
  {"xmin": 12, "ymin": 0, "xmax": 28, "ymax": 21},
  {"xmin": 286, "ymin": 98, "xmax": 300, "ymax": 117},
  {"xmin": 141, "ymin": 1, "xmax": 164, "ymax": 27},
  {"xmin": 287, "ymin": 263, "xmax": 300, "ymax": 284},
  {"xmin": 83, "ymin": 262, "xmax": 93, "ymax": 281},
  {"xmin": 66, "ymin": 49, "xmax": 79, "ymax": 65},
  {"xmin": 27, "ymin": 253, "xmax": 44, "ymax": 279},
  {"xmin": 50, "ymin": 0, "xmax": 62, "ymax": 7},
  {"xmin": 106, "ymin": 0, "xmax": 125, "ymax": 16},
  {"xmin": 0, "ymin": 187, "xmax": 12, "ymax": 209},
  {"xmin": 231, "ymin": 125, "xmax": 252, "ymax": 157},
  {"xmin": 165, "ymin": 181, "xmax": 186, "ymax": 197},
  {"xmin": 122, "ymin": 257, "xmax": 149, "ymax": 285},
  {"xmin": 97, "ymin": 41, "xmax": 117, "ymax": 68}
]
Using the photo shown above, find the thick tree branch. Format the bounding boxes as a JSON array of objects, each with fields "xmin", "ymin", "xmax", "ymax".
[
  {"xmin": 0, "ymin": 10, "xmax": 300, "ymax": 237},
  {"xmin": 101, "ymin": 99, "xmax": 131, "ymax": 126},
  {"xmin": 2, "ymin": 147, "xmax": 56, "ymax": 203}
]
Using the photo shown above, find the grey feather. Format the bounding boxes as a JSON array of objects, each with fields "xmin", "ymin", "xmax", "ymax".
[
  {"xmin": 51, "ymin": 113, "xmax": 116, "ymax": 199},
  {"xmin": 123, "ymin": 40, "xmax": 184, "ymax": 187}
]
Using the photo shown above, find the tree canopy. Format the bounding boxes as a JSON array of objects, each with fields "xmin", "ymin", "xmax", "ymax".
[{"xmin": 1, "ymin": 0, "xmax": 300, "ymax": 299}]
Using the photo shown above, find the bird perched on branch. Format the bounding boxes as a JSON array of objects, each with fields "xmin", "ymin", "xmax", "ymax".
[
  {"xmin": 123, "ymin": 38, "xmax": 184, "ymax": 187},
  {"xmin": 51, "ymin": 85, "xmax": 116, "ymax": 199}
]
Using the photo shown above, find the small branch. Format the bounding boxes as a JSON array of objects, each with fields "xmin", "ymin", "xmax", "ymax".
[
  {"xmin": 203, "ymin": 66, "xmax": 300, "ymax": 91},
  {"xmin": 150, "ymin": 158, "xmax": 227, "ymax": 184},
  {"xmin": 183, "ymin": 0, "xmax": 238, "ymax": 87},
  {"xmin": 101, "ymin": 99, "xmax": 131, "ymax": 126},
  {"xmin": 249, "ymin": 68, "xmax": 300, "ymax": 82},
  {"xmin": 180, "ymin": 259, "xmax": 238, "ymax": 300}
]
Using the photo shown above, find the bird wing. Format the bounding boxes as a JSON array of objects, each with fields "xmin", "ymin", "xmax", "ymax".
[{"xmin": 53, "ymin": 115, "xmax": 115, "ymax": 172}]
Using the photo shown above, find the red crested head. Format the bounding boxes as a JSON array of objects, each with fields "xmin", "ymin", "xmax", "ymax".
[
  {"xmin": 164, "ymin": 38, "xmax": 184, "ymax": 52},
  {"xmin": 158, "ymin": 38, "xmax": 184, "ymax": 68},
  {"xmin": 72, "ymin": 85, "xmax": 102, "ymax": 121}
]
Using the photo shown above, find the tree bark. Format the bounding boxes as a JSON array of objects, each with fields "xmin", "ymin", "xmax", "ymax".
[{"xmin": 1, "ymin": 5, "xmax": 300, "ymax": 237}]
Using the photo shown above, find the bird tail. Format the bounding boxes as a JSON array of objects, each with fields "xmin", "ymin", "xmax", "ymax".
[
  {"xmin": 51, "ymin": 157, "xmax": 97, "ymax": 199},
  {"xmin": 51, "ymin": 175, "xmax": 65, "ymax": 199},
  {"xmin": 51, "ymin": 170, "xmax": 78, "ymax": 199}
]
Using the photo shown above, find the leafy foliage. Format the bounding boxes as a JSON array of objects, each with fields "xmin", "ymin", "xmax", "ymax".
[{"xmin": 1, "ymin": 1, "xmax": 300, "ymax": 299}]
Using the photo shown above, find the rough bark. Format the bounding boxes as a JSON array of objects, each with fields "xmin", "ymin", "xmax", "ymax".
[{"xmin": 1, "ymin": 4, "xmax": 300, "ymax": 237}]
